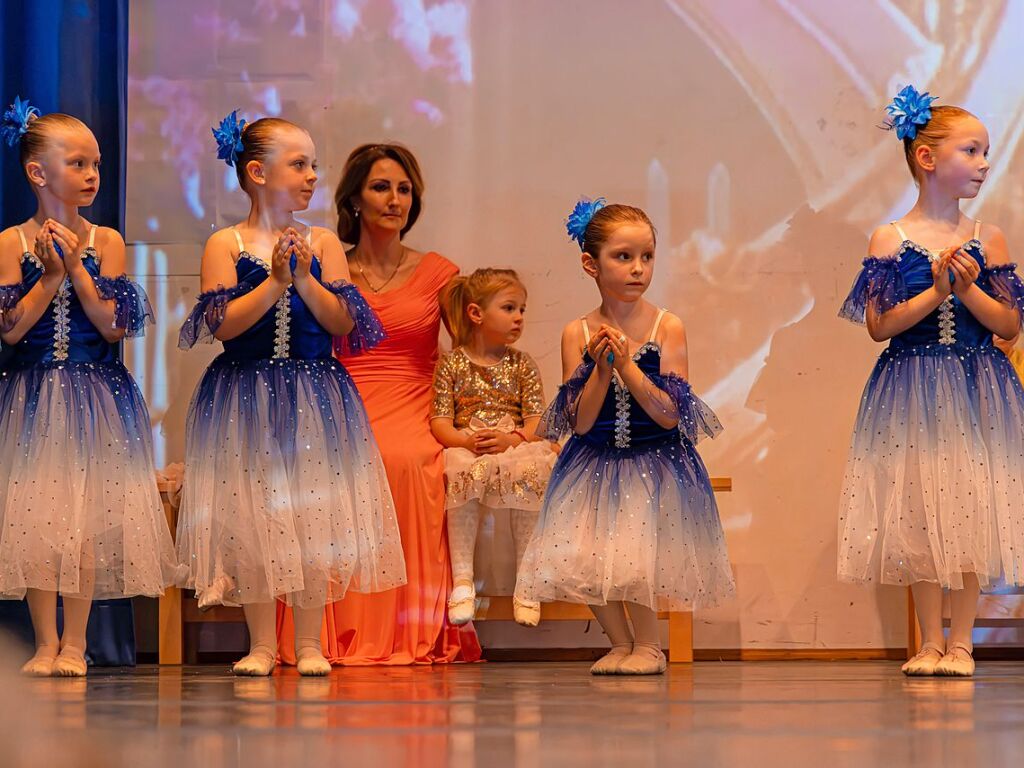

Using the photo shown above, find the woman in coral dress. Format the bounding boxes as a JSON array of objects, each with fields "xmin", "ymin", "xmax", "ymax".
[{"xmin": 277, "ymin": 143, "xmax": 481, "ymax": 664}]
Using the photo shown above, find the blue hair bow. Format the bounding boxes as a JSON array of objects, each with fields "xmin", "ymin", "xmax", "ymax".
[
  {"xmin": 885, "ymin": 85, "xmax": 937, "ymax": 141},
  {"xmin": 1, "ymin": 96, "xmax": 40, "ymax": 148},
  {"xmin": 212, "ymin": 110, "xmax": 247, "ymax": 167},
  {"xmin": 565, "ymin": 196, "xmax": 606, "ymax": 249}
]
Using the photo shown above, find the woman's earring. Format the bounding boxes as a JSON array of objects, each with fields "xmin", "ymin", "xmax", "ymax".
[{"xmin": 353, "ymin": 208, "xmax": 360, "ymax": 218}]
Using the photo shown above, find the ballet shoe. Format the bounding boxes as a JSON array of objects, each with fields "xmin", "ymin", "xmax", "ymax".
[
  {"xmin": 52, "ymin": 646, "xmax": 88, "ymax": 677},
  {"xmin": 617, "ymin": 644, "xmax": 667, "ymax": 676},
  {"xmin": 512, "ymin": 597, "xmax": 541, "ymax": 627},
  {"xmin": 296, "ymin": 648, "xmax": 331, "ymax": 677},
  {"xmin": 934, "ymin": 642, "xmax": 975, "ymax": 677},
  {"xmin": 20, "ymin": 648, "xmax": 58, "ymax": 677},
  {"xmin": 197, "ymin": 574, "xmax": 235, "ymax": 611},
  {"xmin": 900, "ymin": 642, "xmax": 944, "ymax": 676},
  {"xmin": 589, "ymin": 643, "xmax": 633, "ymax": 675},
  {"xmin": 232, "ymin": 647, "xmax": 276, "ymax": 677},
  {"xmin": 447, "ymin": 583, "xmax": 476, "ymax": 626}
]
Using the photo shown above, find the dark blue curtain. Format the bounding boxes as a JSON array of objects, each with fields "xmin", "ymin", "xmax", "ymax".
[
  {"xmin": 0, "ymin": 0, "xmax": 134, "ymax": 666},
  {"xmin": 0, "ymin": 0, "xmax": 127, "ymax": 230}
]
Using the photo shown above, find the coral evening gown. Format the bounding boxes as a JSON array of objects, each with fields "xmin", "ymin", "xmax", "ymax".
[{"xmin": 277, "ymin": 251, "xmax": 482, "ymax": 664}]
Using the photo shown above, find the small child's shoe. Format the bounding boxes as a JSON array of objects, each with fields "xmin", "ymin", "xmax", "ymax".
[
  {"xmin": 447, "ymin": 583, "xmax": 476, "ymax": 626},
  {"xmin": 20, "ymin": 649, "xmax": 57, "ymax": 677},
  {"xmin": 590, "ymin": 643, "xmax": 633, "ymax": 675},
  {"xmin": 52, "ymin": 646, "xmax": 88, "ymax": 677},
  {"xmin": 197, "ymin": 574, "xmax": 235, "ymax": 611},
  {"xmin": 232, "ymin": 647, "xmax": 276, "ymax": 676},
  {"xmin": 617, "ymin": 643, "xmax": 667, "ymax": 675},
  {"xmin": 934, "ymin": 642, "xmax": 975, "ymax": 677},
  {"xmin": 512, "ymin": 597, "xmax": 541, "ymax": 627},
  {"xmin": 296, "ymin": 646, "xmax": 331, "ymax": 677},
  {"xmin": 900, "ymin": 642, "xmax": 945, "ymax": 676}
]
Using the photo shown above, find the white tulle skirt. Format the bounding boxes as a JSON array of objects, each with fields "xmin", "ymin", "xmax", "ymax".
[
  {"xmin": 0, "ymin": 362, "xmax": 181, "ymax": 599},
  {"xmin": 514, "ymin": 433, "xmax": 735, "ymax": 611},
  {"xmin": 177, "ymin": 357, "xmax": 407, "ymax": 608},
  {"xmin": 838, "ymin": 344, "xmax": 1024, "ymax": 589}
]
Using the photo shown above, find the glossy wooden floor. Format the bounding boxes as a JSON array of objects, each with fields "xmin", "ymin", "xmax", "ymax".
[{"xmin": 6, "ymin": 661, "xmax": 1024, "ymax": 767}]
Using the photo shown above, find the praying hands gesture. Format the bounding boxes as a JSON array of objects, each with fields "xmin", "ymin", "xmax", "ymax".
[
  {"xmin": 949, "ymin": 247, "xmax": 981, "ymax": 297},
  {"xmin": 33, "ymin": 224, "xmax": 66, "ymax": 281},
  {"xmin": 270, "ymin": 230, "xmax": 295, "ymax": 287}
]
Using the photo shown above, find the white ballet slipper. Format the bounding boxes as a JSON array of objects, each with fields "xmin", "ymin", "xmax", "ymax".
[
  {"xmin": 934, "ymin": 642, "xmax": 975, "ymax": 677},
  {"xmin": 589, "ymin": 644, "xmax": 633, "ymax": 675},
  {"xmin": 512, "ymin": 597, "xmax": 541, "ymax": 627},
  {"xmin": 197, "ymin": 573, "xmax": 235, "ymax": 611},
  {"xmin": 232, "ymin": 648, "xmax": 276, "ymax": 677},
  {"xmin": 447, "ymin": 583, "xmax": 476, "ymax": 626},
  {"xmin": 900, "ymin": 642, "xmax": 945, "ymax": 676},
  {"xmin": 296, "ymin": 650, "xmax": 332, "ymax": 677},
  {"xmin": 617, "ymin": 644, "xmax": 667, "ymax": 676}
]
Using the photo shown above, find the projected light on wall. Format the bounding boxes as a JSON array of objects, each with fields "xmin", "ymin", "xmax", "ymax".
[{"xmin": 126, "ymin": 0, "xmax": 1024, "ymax": 644}]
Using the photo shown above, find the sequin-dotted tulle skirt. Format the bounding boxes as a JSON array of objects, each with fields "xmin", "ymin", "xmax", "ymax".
[
  {"xmin": 177, "ymin": 356, "xmax": 407, "ymax": 608},
  {"xmin": 0, "ymin": 362, "xmax": 180, "ymax": 599},
  {"xmin": 838, "ymin": 344, "xmax": 1024, "ymax": 588},
  {"xmin": 513, "ymin": 435, "xmax": 735, "ymax": 610},
  {"xmin": 443, "ymin": 441, "xmax": 558, "ymax": 512}
]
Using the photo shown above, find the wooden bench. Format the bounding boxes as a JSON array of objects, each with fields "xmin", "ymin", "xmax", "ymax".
[{"xmin": 157, "ymin": 476, "xmax": 732, "ymax": 665}]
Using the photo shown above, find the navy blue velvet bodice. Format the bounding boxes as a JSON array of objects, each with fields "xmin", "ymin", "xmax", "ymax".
[
  {"xmin": 8, "ymin": 250, "xmax": 118, "ymax": 367},
  {"xmin": 220, "ymin": 253, "xmax": 334, "ymax": 361},
  {"xmin": 889, "ymin": 240, "xmax": 992, "ymax": 351},
  {"xmin": 581, "ymin": 343, "xmax": 677, "ymax": 450}
]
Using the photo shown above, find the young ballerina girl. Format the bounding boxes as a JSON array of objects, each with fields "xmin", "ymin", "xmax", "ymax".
[
  {"xmin": 431, "ymin": 268, "xmax": 557, "ymax": 627},
  {"xmin": 176, "ymin": 112, "xmax": 406, "ymax": 676},
  {"xmin": 0, "ymin": 97, "xmax": 179, "ymax": 676},
  {"xmin": 838, "ymin": 86, "xmax": 1024, "ymax": 677},
  {"xmin": 514, "ymin": 199, "xmax": 735, "ymax": 675}
]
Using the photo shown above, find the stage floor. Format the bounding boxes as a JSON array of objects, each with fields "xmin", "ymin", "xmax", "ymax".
[{"xmin": 5, "ymin": 661, "xmax": 1024, "ymax": 767}]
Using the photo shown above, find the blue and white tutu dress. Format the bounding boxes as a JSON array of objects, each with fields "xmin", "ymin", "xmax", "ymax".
[
  {"xmin": 514, "ymin": 312, "xmax": 735, "ymax": 610},
  {"xmin": 0, "ymin": 225, "xmax": 179, "ymax": 599},
  {"xmin": 838, "ymin": 222, "xmax": 1024, "ymax": 588},
  {"xmin": 176, "ymin": 229, "xmax": 406, "ymax": 608}
]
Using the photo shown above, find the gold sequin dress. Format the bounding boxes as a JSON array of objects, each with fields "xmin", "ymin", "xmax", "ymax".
[{"xmin": 431, "ymin": 347, "xmax": 557, "ymax": 512}]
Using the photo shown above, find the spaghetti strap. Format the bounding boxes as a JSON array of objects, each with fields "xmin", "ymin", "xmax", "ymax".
[
  {"xmin": 231, "ymin": 227, "xmax": 246, "ymax": 255},
  {"xmin": 649, "ymin": 308, "xmax": 667, "ymax": 342},
  {"xmin": 581, "ymin": 317, "xmax": 591, "ymax": 344},
  {"xmin": 890, "ymin": 221, "xmax": 909, "ymax": 243},
  {"xmin": 973, "ymin": 220, "xmax": 982, "ymax": 241},
  {"xmin": 15, "ymin": 226, "xmax": 28, "ymax": 255},
  {"xmin": 87, "ymin": 225, "xmax": 97, "ymax": 249}
]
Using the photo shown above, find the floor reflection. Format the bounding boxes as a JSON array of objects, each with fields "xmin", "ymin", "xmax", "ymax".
[{"xmin": 3, "ymin": 661, "xmax": 1024, "ymax": 767}]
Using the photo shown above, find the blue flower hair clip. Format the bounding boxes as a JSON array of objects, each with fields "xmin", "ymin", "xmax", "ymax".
[
  {"xmin": 884, "ymin": 85, "xmax": 938, "ymax": 141},
  {"xmin": 565, "ymin": 196, "xmax": 606, "ymax": 249},
  {"xmin": 212, "ymin": 109, "xmax": 247, "ymax": 167},
  {"xmin": 1, "ymin": 96, "xmax": 40, "ymax": 148}
]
